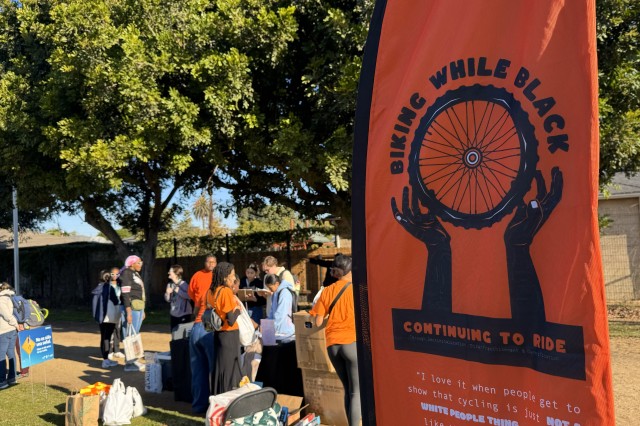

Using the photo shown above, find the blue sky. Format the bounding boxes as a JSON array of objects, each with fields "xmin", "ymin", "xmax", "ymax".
[{"xmin": 42, "ymin": 188, "xmax": 238, "ymax": 236}]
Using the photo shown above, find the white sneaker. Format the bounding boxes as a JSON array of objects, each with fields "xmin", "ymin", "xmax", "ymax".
[
  {"xmin": 113, "ymin": 352, "xmax": 125, "ymax": 358},
  {"xmin": 101, "ymin": 359, "xmax": 118, "ymax": 368},
  {"xmin": 124, "ymin": 362, "xmax": 144, "ymax": 372}
]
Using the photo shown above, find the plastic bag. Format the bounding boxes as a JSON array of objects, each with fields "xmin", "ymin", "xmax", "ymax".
[
  {"xmin": 236, "ymin": 298, "xmax": 257, "ymax": 347},
  {"xmin": 127, "ymin": 386, "xmax": 147, "ymax": 418},
  {"xmin": 102, "ymin": 378, "xmax": 133, "ymax": 425},
  {"xmin": 205, "ymin": 383, "xmax": 261, "ymax": 426}
]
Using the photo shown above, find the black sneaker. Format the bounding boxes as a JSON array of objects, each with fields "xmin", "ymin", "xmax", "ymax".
[{"xmin": 0, "ymin": 383, "xmax": 8, "ymax": 390}]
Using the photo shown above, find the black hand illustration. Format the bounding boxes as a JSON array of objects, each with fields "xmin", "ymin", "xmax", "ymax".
[
  {"xmin": 505, "ymin": 167, "xmax": 563, "ymax": 247},
  {"xmin": 504, "ymin": 167, "xmax": 563, "ymax": 323},
  {"xmin": 391, "ymin": 186, "xmax": 452, "ymax": 312},
  {"xmin": 391, "ymin": 187, "xmax": 450, "ymax": 247}
]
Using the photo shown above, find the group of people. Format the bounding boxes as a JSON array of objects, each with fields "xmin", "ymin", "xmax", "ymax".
[
  {"xmin": 186, "ymin": 255, "xmax": 298, "ymax": 411},
  {"xmin": 91, "ymin": 251, "xmax": 361, "ymax": 426},
  {"xmin": 92, "ymin": 255, "xmax": 147, "ymax": 372}
]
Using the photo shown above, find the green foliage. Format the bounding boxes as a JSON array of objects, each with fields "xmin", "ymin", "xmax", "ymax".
[
  {"xmin": 596, "ymin": 0, "xmax": 640, "ymax": 185},
  {"xmin": 155, "ymin": 213, "xmax": 227, "ymax": 257},
  {"xmin": 0, "ymin": 0, "xmax": 297, "ymax": 277},
  {"xmin": 598, "ymin": 214, "xmax": 613, "ymax": 231},
  {"xmin": 213, "ymin": 0, "xmax": 375, "ymax": 226},
  {"xmin": 236, "ymin": 204, "xmax": 300, "ymax": 234}
]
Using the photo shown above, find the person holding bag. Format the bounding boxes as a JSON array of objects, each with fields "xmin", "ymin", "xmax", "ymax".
[
  {"xmin": 120, "ymin": 255, "xmax": 146, "ymax": 372},
  {"xmin": 310, "ymin": 254, "xmax": 360, "ymax": 426},
  {"xmin": 206, "ymin": 262, "xmax": 242, "ymax": 394}
]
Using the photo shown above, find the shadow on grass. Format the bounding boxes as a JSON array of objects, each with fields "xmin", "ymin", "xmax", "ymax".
[
  {"xmin": 34, "ymin": 382, "xmax": 202, "ymax": 426},
  {"xmin": 144, "ymin": 407, "xmax": 204, "ymax": 425}
]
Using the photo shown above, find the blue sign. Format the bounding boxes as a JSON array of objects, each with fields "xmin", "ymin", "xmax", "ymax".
[{"xmin": 18, "ymin": 325, "xmax": 54, "ymax": 368}]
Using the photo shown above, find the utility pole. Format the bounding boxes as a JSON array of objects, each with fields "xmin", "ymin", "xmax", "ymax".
[{"xmin": 12, "ymin": 187, "xmax": 20, "ymax": 293}]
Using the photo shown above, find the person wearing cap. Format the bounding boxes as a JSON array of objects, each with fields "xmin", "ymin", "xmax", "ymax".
[
  {"xmin": 310, "ymin": 254, "xmax": 360, "ymax": 426},
  {"xmin": 120, "ymin": 255, "xmax": 146, "ymax": 372}
]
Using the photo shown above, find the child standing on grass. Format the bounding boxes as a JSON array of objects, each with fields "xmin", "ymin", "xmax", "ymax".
[{"xmin": 0, "ymin": 282, "xmax": 20, "ymax": 389}]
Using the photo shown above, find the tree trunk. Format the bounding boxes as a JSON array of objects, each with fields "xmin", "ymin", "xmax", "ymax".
[{"xmin": 140, "ymin": 232, "xmax": 158, "ymax": 310}]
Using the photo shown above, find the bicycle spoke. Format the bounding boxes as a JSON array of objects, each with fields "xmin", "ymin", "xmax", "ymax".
[
  {"xmin": 425, "ymin": 164, "xmax": 464, "ymax": 188},
  {"xmin": 423, "ymin": 135, "xmax": 465, "ymax": 155},
  {"xmin": 434, "ymin": 162, "xmax": 467, "ymax": 200},
  {"xmin": 421, "ymin": 160, "xmax": 463, "ymax": 183},
  {"xmin": 454, "ymin": 168, "xmax": 472, "ymax": 212},
  {"xmin": 421, "ymin": 143, "xmax": 461, "ymax": 160},
  {"xmin": 477, "ymin": 165, "xmax": 502, "ymax": 206},
  {"xmin": 474, "ymin": 101, "xmax": 493, "ymax": 149},
  {"xmin": 480, "ymin": 163, "xmax": 509, "ymax": 197},
  {"xmin": 447, "ymin": 104, "xmax": 472, "ymax": 150},
  {"xmin": 480, "ymin": 125, "xmax": 518, "ymax": 153},
  {"xmin": 473, "ymin": 168, "xmax": 492, "ymax": 212},
  {"xmin": 477, "ymin": 112, "xmax": 512, "ymax": 152},
  {"xmin": 483, "ymin": 162, "xmax": 517, "ymax": 180},
  {"xmin": 432, "ymin": 115, "xmax": 468, "ymax": 152}
]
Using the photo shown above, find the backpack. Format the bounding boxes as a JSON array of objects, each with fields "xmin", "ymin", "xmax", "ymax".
[
  {"xmin": 277, "ymin": 270, "xmax": 298, "ymax": 315},
  {"xmin": 25, "ymin": 299, "xmax": 49, "ymax": 327},
  {"xmin": 91, "ymin": 283, "xmax": 104, "ymax": 322},
  {"xmin": 7, "ymin": 294, "xmax": 31, "ymax": 324},
  {"xmin": 286, "ymin": 288, "xmax": 298, "ymax": 315},
  {"xmin": 3, "ymin": 294, "xmax": 48, "ymax": 327}
]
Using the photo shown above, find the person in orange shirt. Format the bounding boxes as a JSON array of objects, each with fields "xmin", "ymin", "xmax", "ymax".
[
  {"xmin": 205, "ymin": 261, "xmax": 242, "ymax": 394},
  {"xmin": 187, "ymin": 254, "xmax": 217, "ymax": 413},
  {"xmin": 311, "ymin": 254, "xmax": 360, "ymax": 426}
]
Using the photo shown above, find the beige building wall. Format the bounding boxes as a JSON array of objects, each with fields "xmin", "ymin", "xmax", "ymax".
[{"xmin": 599, "ymin": 197, "xmax": 640, "ymax": 301}]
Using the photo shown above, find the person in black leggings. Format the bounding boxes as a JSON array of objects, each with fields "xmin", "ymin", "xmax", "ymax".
[{"xmin": 312, "ymin": 254, "xmax": 361, "ymax": 426}]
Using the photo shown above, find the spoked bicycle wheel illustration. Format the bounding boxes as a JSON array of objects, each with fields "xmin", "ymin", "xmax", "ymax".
[{"xmin": 408, "ymin": 84, "xmax": 539, "ymax": 229}]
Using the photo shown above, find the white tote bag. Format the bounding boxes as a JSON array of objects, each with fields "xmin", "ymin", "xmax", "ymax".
[
  {"xmin": 102, "ymin": 378, "xmax": 133, "ymax": 425},
  {"xmin": 127, "ymin": 386, "xmax": 147, "ymax": 417},
  {"xmin": 144, "ymin": 362, "xmax": 162, "ymax": 394},
  {"xmin": 236, "ymin": 298, "xmax": 257, "ymax": 347},
  {"xmin": 123, "ymin": 325, "xmax": 144, "ymax": 362}
]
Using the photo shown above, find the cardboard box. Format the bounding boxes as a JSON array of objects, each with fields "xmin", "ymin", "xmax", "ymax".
[
  {"xmin": 276, "ymin": 394, "xmax": 305, "ymax": 425},
  {"xmin": 301, "ymin": 368, "xmax": 348, "ymax": 426},
  {"xmin": 293, "ymin": 312, "xmax": 335, "ymax": 372}
]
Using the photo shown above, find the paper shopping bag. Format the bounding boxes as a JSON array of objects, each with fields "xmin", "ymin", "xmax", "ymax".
[{"xmin": 65, "ymin": 393, "xmax": 100, "ymax": 426}]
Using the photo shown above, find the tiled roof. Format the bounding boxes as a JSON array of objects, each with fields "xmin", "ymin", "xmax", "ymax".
[
  {"xmin": 600, "ymin": 173, "xmax": 640, "ymax": 198},
  {"xmin": 0, "ymin": 230, "xmax": 110, "ymax": 250}
]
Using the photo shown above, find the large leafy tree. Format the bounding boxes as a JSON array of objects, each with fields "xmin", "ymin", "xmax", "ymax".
[
  {"xmin": 597, "ymin": 0, "xmax": 640, "ymax": 185},
  {"xmin": 212, "ymin": 0, "xmax": 374, "ymax": 232},
  {"xmin": 215, "ymin": 0, "xmax": 639, "ymax": 224},
  {"xmin": 0, "ymin": 0, "xmax": 296, "ymax": 289}
]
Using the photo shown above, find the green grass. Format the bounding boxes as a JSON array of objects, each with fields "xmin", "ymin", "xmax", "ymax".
[
  {"xmin": 48, "ymin": 306, "xmax": 171, "ymax": 325},
  {"xmin": 608, "ymin": 320, "xmax": 640, "ymax": 338},
  {"xmin": 0, "ymin": 383, "xmax": 202, "ymax": 425}
]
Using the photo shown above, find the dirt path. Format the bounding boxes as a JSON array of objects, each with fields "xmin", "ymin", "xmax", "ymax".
[
  {"xmin": 20, "ymin": 321, "xmax": 640, "ymax": 425},
  {"xmin": 23, "ymin": 322, "xmax": 192, "ymax": 414}
]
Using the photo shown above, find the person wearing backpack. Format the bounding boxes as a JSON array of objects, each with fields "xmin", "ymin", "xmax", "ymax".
[
  {"xmin": 310, "ymin": 254, "xmax": 360, "ymax": 426},
  {"xmin": 92, "ymin": 268, "xmax": 123, "ymax": 369},
  {"xmin": 263, "ymin": 273, "xmax": 295, "ymax": 343},
  {"xmin": 0, "ymin": 282, "xmax": 21, "ymax": 389}
]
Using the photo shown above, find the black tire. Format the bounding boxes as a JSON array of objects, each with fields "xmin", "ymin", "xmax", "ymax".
[{"xmin": 408, "ymin": 84, "xmax": 538, "ymax": 229}]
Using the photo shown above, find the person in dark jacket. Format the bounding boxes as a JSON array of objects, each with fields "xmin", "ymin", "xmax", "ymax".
[
  {"xmin": 120, "ymin": 255, "xmax": 146, "ymax": 372},
  {"xmin": 239, "ymin": 263, "xmax": 266, "ymax": 324},
  {"xmin": 164, "ymin": 264, "xmax": 193, "ymax": 330},
  {"xmin": 92, "ymin": 268, "xmax": 122, "ymax": 369}
]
